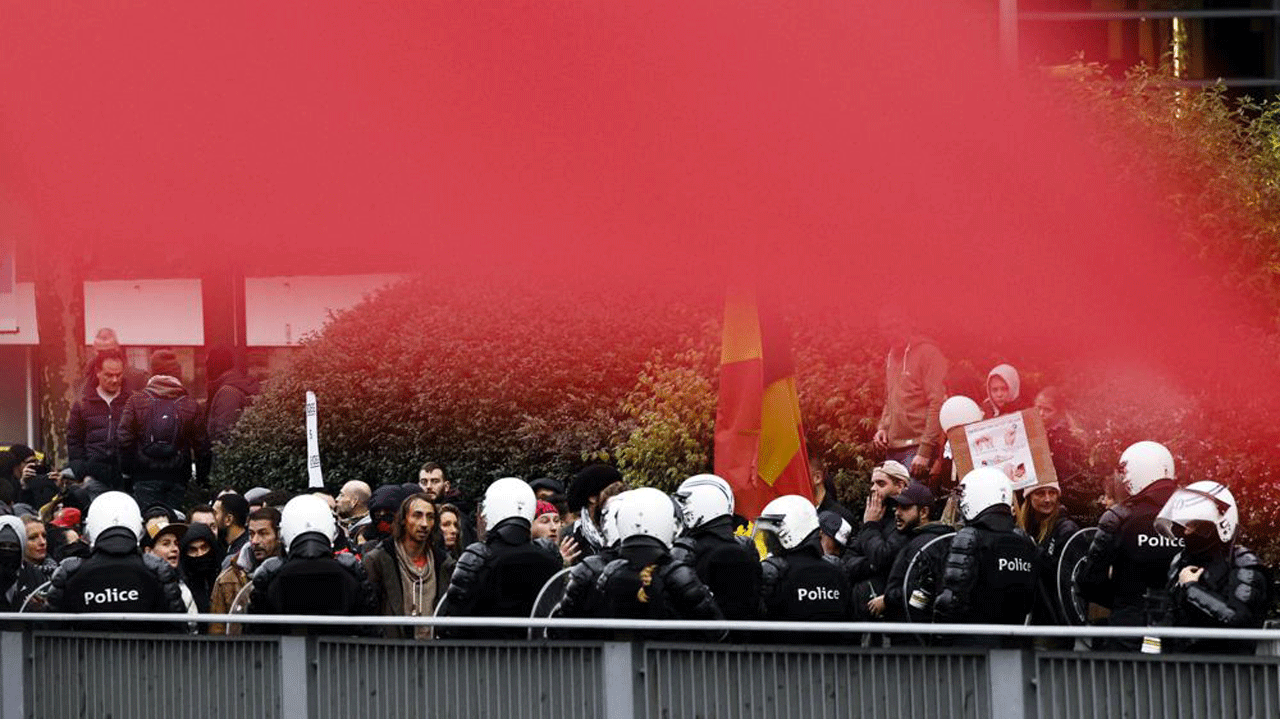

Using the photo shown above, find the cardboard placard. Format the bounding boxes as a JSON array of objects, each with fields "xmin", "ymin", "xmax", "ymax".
[{"xmin": 948, "ymin": 409, "xmax": 1057, "ymax": 492}]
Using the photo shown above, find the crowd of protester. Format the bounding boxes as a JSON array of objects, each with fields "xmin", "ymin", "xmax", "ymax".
[{"xmin": 0, "ymin": 328, "xmax": 1270, "ymax": 655}]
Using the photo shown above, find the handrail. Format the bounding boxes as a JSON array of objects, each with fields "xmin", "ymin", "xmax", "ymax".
[
  {"xmin": 1020, "ymin": 10, "xmax": 1280, "ymax": 21},
  {"xmin": 4, "ymin": 612, "xmax": 1279, "ymax": 641}
]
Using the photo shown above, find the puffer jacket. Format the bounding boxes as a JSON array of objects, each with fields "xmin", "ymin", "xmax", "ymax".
[
  {"xmin": 207, "ymin": 369, "xmax": 261, "ymax": 445},
  {"xmin": 66, "ymin": 382, "xmax": 133, "ymax": 489}
]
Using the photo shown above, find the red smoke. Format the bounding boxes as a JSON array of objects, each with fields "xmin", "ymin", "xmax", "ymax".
[{"xmin": 1, "ymin": 3, "xmax": 1275, "ymax": 409}]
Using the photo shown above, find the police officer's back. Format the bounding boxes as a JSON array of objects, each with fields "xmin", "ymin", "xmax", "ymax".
[
  {"xmin": 671, "ymin": 474, "xmax": 762, "ymax": 621},
  {"xmin": 934, "ymin": 468, "xmax": 1037, "ymax": 643},
  {"xmin": 550, "ymin": 493, "xmax": 626, "ymax": 633},
  {"xmin": 1155, "ymin": 481, "xmax": 1268, "ymax": 655},
  {"xmin": 248, "ymin": 494, "xmax": 375, "ymax": 635},
  {"xmin": 1078, "ymin": 441, "xmax": 1181, "ymax": 648},
  {"xmin": 438, "ymin": 477, "xmax": 563, "ymax": 638},
  {"xmin": 756, "ymin": 494, "xmax": 853, "ymax": 643},
  {"xmin": 46, "ymin": 491, "xmax": 185, "ymax": 628}
]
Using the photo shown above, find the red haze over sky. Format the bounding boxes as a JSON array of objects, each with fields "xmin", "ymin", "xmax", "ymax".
[{"xmin": 1, "ymin": 2, "xmax": 1275, "ymax": 406}]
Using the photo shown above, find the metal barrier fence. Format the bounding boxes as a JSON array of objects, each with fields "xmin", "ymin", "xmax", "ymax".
[{"xmin": 2, "ymin": 615, "xmax": 1280, "ymax": 719}]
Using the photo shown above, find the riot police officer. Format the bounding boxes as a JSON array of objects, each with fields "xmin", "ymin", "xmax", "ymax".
[
  {"xmin": 1155, "ymin": 481, "xmax": 1268, "ymax": 654},
  {"xmin": 933, "ymin": 468, "xmax": 1037, "ymax": 644},
  {"xmin": 550, "ymin": 490, "xmax": 627, "ymax": 630},
  {"xmin": 756, "ymin": 494, "xmax": 852, "ymax": 643},
  {"xmin": 671, "ymin": 474, "xmax": 762, "ymax": 620},
  {"xmin": 248, "ymin": 494, "xmax": 376, "ymax": 634},
  {"xmin": 556, "ymin": 487, "xmax": 721, "ymax": 638},
  {"xmin": 1078, "ymin": 441, "xmax": 1181, "ymax": 650},
  {"xmin": 437, "ymin": 477, "xmax": 563, "ymax": 638},
  {"xmin": 46, "ymin": 491, "xmax": 185, "ymax": 628}
]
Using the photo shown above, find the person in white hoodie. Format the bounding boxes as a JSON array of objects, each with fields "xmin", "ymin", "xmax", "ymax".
[{"xmin": 982, "ymin": 363, "xmax": 1026, "ymax": 419}]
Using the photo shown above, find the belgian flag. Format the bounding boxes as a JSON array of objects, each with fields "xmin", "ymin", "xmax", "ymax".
[{"xmin": 713, "ymin": 289, "xmax": 813, "ymax": 519}]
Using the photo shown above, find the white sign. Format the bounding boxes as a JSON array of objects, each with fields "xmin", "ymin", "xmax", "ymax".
[
  {"xmin": 305, "ymin": 391, "xmax": 323, "ymax": 489},
  {"xmin": 244, "ymin": 274, "xmax": 406, "ymax": 347},
  {"xmin": 82, "ymin": 279, "xmax": 205, "ymax": 346},
  {"xmin": 963, "ymin": 412, "xmax": 1038, "ymax": 490}
]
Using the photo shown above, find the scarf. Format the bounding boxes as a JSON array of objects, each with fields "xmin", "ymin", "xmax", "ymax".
[
  {"xmin": 394, "ymin": 541, "xmax": 437, "ymax": 639},
  {"xmin": 577, "ymin": 509, "xmax": 604, "ymax": 551}
]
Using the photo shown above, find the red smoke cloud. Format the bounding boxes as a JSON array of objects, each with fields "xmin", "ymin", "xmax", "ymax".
[{"xmin": 1, "ymin": 3, "xmax": 1275, "ymax": 408}]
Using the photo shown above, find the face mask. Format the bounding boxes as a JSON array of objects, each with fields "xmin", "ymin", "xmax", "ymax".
[
  {"xmin": 184, "ymin": 553, "xmax": 220, "ymax": 577},
  {"xmin": 1183, "ymin": 531, "xmax": 1220, "ymax": 557},
  {"xmin": 0, "ymin": 546, "xmax": 21, "ymax": 575}
]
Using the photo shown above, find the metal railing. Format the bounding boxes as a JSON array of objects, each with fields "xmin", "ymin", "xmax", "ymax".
[{"xmin": 2, "ymin": 614, "xmax": 1279, "ymax": 719}]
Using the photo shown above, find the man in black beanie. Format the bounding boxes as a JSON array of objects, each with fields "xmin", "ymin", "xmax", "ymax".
[{"xmin": 562, "ymin": 464, "xmax": 625, "ymax": 562}]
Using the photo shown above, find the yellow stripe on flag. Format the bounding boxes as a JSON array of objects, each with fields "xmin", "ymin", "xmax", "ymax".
[{"xmin": 757, "ymin": 376, "xmax": 803, "ymax": 484}]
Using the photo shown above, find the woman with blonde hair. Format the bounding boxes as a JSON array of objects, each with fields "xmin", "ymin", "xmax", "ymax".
[{"xmin": 1016, "ymin": 480, "xmax": 1080, "ymax": 631}]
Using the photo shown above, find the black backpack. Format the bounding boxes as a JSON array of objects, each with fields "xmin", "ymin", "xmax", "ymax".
[{"xmin": 141, "ymin": 398, "xmax": 182, "ymax": 459}]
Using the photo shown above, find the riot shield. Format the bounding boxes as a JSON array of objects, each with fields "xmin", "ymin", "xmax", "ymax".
[
  {"xmin": 900, "ymin": 532, "xmax": 955, "ymax": 623},
  {"xmin": 1055, "ymin": 527, "xmax": 1099, "ymax": 627},
  {"xmin": 527, "ymin": 567, "xmax": 572, "ymax": 639},
  {"xmin": 222, "ymin": 581, "xmax": 255, "ymax": 635}
]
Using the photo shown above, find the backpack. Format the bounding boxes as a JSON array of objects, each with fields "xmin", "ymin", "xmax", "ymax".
[{"xmin": 141, "ymin": 398, "xmax": 182, "ymax": 459}]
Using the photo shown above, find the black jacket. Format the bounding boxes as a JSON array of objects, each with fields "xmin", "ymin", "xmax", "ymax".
[
  {"xmin": 66, "ymin": 383, "xmax": 133, "ymax": 490},
  {"xmin": 934, "ymin": 506, "xmax": 1038, "ymax": 629},
  {"xmin": 248, "ymin": 536, "xmax": 377, "ymax": 635},
  {"xmin": 1078, "ymin": 479, "xmax": 1180, "ymax": 616},
  {"xmin": 117, "ymin": 377, "xmax": 212, "ymax": 487},
  {"xmin": 1165, "ymin": 544, "xmax": 1269, "ymax": 654},
  {"xmin": 46, "ymin": 533, "xmax": 186, "ymax": 631},
  {"xmin": 671, "ymin": 516, "xmax": 762, "ymax": 620},
  {"xmin": 1027, "ymin": 514, "xmax": 1081, "ymax": 625},
  {"xmin": 207, "ymin": 369, "xmax": 260, "ymax": 445},
  {"xmin": 589, "ymin": 536, "xmax": 722, "ymax": 640},
  {"xmin": 436, "ymin": 519, "xmax": 563, "ymax": 638},
  {"xmin": 760, "ymin": 536, "xmax": 853, "ymax": 642},
  {"xmin": 839, "ymin": 511, "xmax": 908, "ymax": 587},
  {"xmin": 362, "ymin": 537, "xmax": 456, "ymax": 639}
]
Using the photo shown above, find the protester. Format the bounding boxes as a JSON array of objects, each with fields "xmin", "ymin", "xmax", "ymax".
[
  {"xmin": 67, "ymin": 349, "xmax": 133, "ymax": 493},
  {"xmin": 363, "ymin": 493, "xmax": 454, "ymax": 639},
  {"xmin": 875, "ymin": 481, "xmax": 948, "ymax": 626},
  {"xmin": 840, "ymin": 461, "xmax": 910, "ymax": 617},
  {"xmin": 1016, "ymin": 478, "xmax": 1080, "ymax": 630},
  {"xmin": 436, "ymin": 503, "xmax": 465, "ymax": 561},
  {"xmin": 210, "ymin": 506, "xmax": 282, "ymax": 635},
  {"xmin": 117, "ymin": 351, "xmax": 211, "ymax": 511},
  {"xmin": 873, "ymin": 312, "xmax": 948, "ymax": 478},
  {"xmin": 563, "ymin": 464, "xmax": 626, "ymax": 561},
  {"xmin": 982, "ymin": 363, "xmax": 1026, "ymax": 418},
  {"xmin": 0, "ymin": 516, "xmax": 47, "ymax": 611}
]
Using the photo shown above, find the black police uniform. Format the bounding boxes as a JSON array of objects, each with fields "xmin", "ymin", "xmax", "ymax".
[
  {"xmin": 1078, "ymin": 479, "xmax": 1179, "ymax": 649},
  {"xmin": 558, "ymin": 535, "xmax": 721, "ymax": 641},
  {"xmin": 760, "ymin": 533, "xmax": 852, "ymax": 643},
  {"xmin": 248, "ymin": 534, "xmax": 376, "ymax": 635},
  {"xmin": 934, "ymin": 505, "xmax": 1037, "ymax": 644},
  {"xmin": 436, "ymin": 518, "xmax": 563, "ymax": 638},
  {"xmin": 46, "ymin": 529, "xmax": 185, "ymax": 631},
  {"xmin": 670, "ymin": 515, "xmax": 762, "ymax": 621},
  {"xmin": 1163, "ymin": 544, "xmax": 1269, "ymax": 655}
]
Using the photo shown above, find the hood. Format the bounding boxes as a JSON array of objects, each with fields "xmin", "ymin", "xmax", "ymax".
[
  {"xmin": 213, "ymin": 369, "xmax": 261, "ymax": 398},
  {"xmin": 144, "ymin": 375, "xmax": 188, "ymax": 400},
  {"xmin": 986, "ymin": 364, "xmax": 1021, "ymax": 404}
]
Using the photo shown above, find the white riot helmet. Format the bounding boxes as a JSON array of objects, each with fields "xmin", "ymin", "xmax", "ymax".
[
  {"xmin": 280, "ymin": 494, "xmax": 338, "ymax": 551},
  {"xmin": 1155, "ymin": 481, "xmax": 1238, "ymax": 544},
  {"xmin": 1118, "ymin": 441, "xmax": 1175, "ymax": 496},
  {"xmin": 85, "ymin": 491, "xmax": 143, "ymax": 548},
  {"xmin": 957, "ymin": 467, "xmax": 1014, "ymax": 521},
  {"xmin": 482, "ymin": 476, "xmax": 537, "ymax": 527},
  {"xmin": 674, "ymin": 474, "xmax": 734, "ymax": 530},
  {"xmin": 600, "ymin": 491, "xmax": 628, "ymax": 548},
  {"xmin": 754, "ymin": 495, "xmax": 819, "ymax": 552},
  {"xmin": 939, "ymin": 395, "xmax": 984, "ymax": 433},
  {"xmin": 613, "ymin": 487, "xmax": 681, "ymax": 547}
]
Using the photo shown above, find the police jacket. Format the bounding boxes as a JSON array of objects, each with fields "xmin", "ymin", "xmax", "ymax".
[
  {"xmin": 550, "ymin": 548, "xmax": 616, "ymax": 625},
  {"xmin": 1078, "ymin": 479, "xmax": 1179, "ymax": 612},
  {"xmin": 587, "ymin": 536, "xmax": 721, "ymax": 641},
  {"xmin": 248, "ymin": 535, "xmax": 377, "ymax": 635},
  {"xmin": 839, "ymin": 512, "xmax": 908, "ymax": 587},
  {"xmin": 671, "ymin": 516, "xmax": 762, "ymax": 620},
  {"xmin": 934, "ymin": 505, "xmax": 1037, "ymax": 625},
  {"xmin": 436, "ymin": 518, "xmax": 562, "ymax": 638},
  {"xmin": 46, "ymin": 532, "xmax": 186, "ymax": 630},
  {"xmin": 66, "ymin": 383, "xmax": 132, "ymax": 490},
  {"xmin": 117, "ymin": 377, "xmax": 212, "ymax": 487},
  {"xmin": 761, "ymin": 534, "xmax": 853, "ymax": 626},
  {"xmin": 883, "ymin": 521, "xmax": 952, "ymax": 622},
  {"xmin": 1165, "ymin": 544, "xmax": 1269, "ymax": 654}
]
